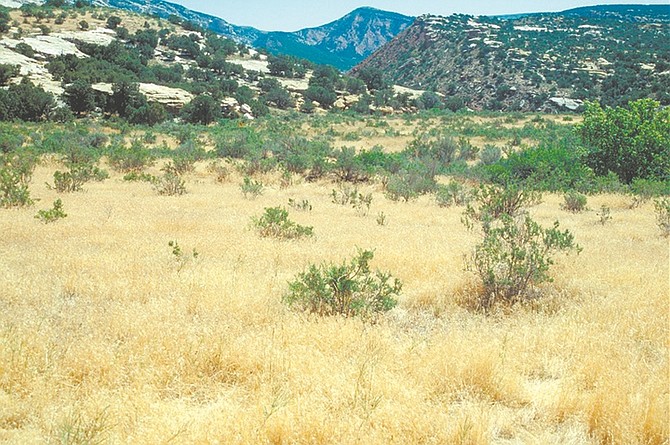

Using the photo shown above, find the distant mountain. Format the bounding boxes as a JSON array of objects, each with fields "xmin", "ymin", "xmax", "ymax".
[
  {"xmin": 352, "ymin": 5, "xmax": 670, "ymax": 111},
  {"xmin": 257, "ymin": 8, "xmax": 414, "ymax": 69},
  {"xmin": 91, "ymin": 1, "xmax": 412, "ymax": 70}
]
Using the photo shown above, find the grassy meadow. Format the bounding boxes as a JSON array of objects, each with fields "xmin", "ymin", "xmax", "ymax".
[{"xmin": 0, "ymin": 113, "xmax": 668, "ymax": 444}]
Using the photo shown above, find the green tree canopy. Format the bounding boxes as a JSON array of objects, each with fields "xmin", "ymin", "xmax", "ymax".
[{"xmin": 578, "ymin": 99, "xmax": 670, "ymax": 183}]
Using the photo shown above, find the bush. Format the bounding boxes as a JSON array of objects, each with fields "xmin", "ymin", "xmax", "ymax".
[
  {"xmin": 51, "ymin": 162, "xmax": 107, "ymax": 193},
  {"xmin": 654, "ymin": 198, "xmax": 670, "ymax": 237},
  {"xmin": 107, "ymin": 139, "xmax": 154, "ymax": 173},
  {"xmin": 0, "ymin": 152, "xmax": 35, "ymax": 208},
  {"xmin": 252, "ymin": 206, "xmax": 313, "ymax": 240},
  {"xmin": 35, "ymin": 198, "xmax": 66, "ymax": 223},
  {"xmin": 283, "ymin": 249, "xmax": 401, "ymax": 318},
  {"xmin": 240, "ymin": 176, "xmax": 263, "ymax": 199},
  {"xmin": 152, "ymin": 162, "xmax": 186, "ymax": 196},
  {"xmin": 579, "ymin": 99, "xmax": 670, "ymax": 183},
  {"xmin": 467, "ymin": 215, "xmax": 580, "ymax": 309},
  {"xmin": 384, "ymin": 168, "xmax": 437, "ymax": 202},
  {"xmin": 464, "ymin": 184, "xmax": 542, "ymax": 228},
  {"xmin": 435, "ymin": 181, "xmax": 471, "ymax": 207},
  {"xmin": 561, "ymin": 191, "xmax": 588, "ymax": 213}
]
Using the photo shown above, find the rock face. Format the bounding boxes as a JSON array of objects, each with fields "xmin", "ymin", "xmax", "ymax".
[
  {"xmin": 549, "ymin": 97, "xmax": 584, "ymax": 111},
  {"xmin": 91, "ymin": 83, "xmax": 194, "ymax": 109},
  {"xmin": 0, "ymin": 45, "xmax": 63, "ymax": 95}
]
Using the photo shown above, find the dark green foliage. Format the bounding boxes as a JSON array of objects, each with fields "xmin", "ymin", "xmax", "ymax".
[
  {"xmin": 35, "ymin": 198, "xmax": 67, "ymax": 223},
  {"xmin": 304, "ymin": 85, "xmax": 337, "ymax": 109},
  {"xmin": 0, "ymin": 9, "xmax": 10, "ymax": 33},
  {"xmin": 128, "ymin": 102, "xmax": 168, "ymax": 126},
  {"xmin": 181, "ymin": 95, "xmax": 221, "ymax": 125},
  {"xmin": 252, "ymin": 206, "xmax": 313, "ymax": 239},
  {"xmin": 578, "ymin": 99, "xmax": 670, "ymax": 184},
  {"xmin": 467, "ymin": 215, "xmax": 580, "ymax": 309},
  {"xmin": 108, "ymin": 81, "xmax": 147, "ymax": 118},
  {"xmin": 485, "ymin": 140, "xmax": 594, "ymax": 192},
  {"xmin": 0, "ymin": 79, "xmax": 55, "ymax": 122},
  {"xmin": 64, "ymin": 79, "xmax": 97, "ymax": 115},
  {"xmin": 356, "ymin": 67, "xmax": 387, "ymax": 92},
  {"xmin": 0, "ymin": 64, "xmax": 19, "ymax": 85},
  {"xmin": 267, "ymin": 54, "xmax": 308, "ymax": 78},
  {"xmin": 284, "ymin": 249, "xmax": 401, "ymax": 318},
  {"xmin": 106, "ymin": 15, "xmax": 122, "ymax": 30}
]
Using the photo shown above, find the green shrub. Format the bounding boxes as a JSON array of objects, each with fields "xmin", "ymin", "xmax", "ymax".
[
  {"xmin": 35, "ymin": 198, "xmax": 66, "ymax": 223},
  {"xmin": 107, "ymin": 139, "xmax": 154, "ymax": 173},
  {"xmin": 252, "ymin": 206, "xmax": 313, "ymax": 240},
  {"xmin": 283, "ymin": 249, "xmax": 401, "ymax": 318},
  {"xmin": 0, "ymin": 151, "xmax": 35, "ymax": 208},
  {"xmin": 384, "ymin": 169, "xmax": 436, "ymax": 202},
  {"xmin": 51, "ymin": 163, "xmax": 107, "ymax": 193},
  {"xmin": 654, "ymin": 198, "xmax": 670, "ymax": 237},
  {"xmin": 579, "ymin": 99, "xmax": 670, "ymax": 183},
  {"xmin": 168, "ymin": 240, "xmax": 199, "ymax": 272},
  {"xmin": 467, "ymin": 215, "xmax": 580, "ymax": 309},
  {"xmin": 240, "ymin": 176, "xmax": 263, "ymax": 199},
  {"xmin": 561, "ymin": 191, "xmax": 588, "ymax": 213},
  {"xmin": 152, "ymin": 163, "xmax": 186, "ymax": 196},
  {"xmin": 435, "ymin": 181, "xmax": 471, "ymax": 207},
  {"xmin": 464, "ymin": 184, "xmax": 541, "ymax": 228}
]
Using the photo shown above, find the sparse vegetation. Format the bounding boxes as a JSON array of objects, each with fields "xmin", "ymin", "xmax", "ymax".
[
  {"xmin": 35, "ymin": 198, "xmax": 67, "ymax": 223},
  {"xmin": 252, "ymin": 206, "xmax": 313, "ymax": 239}
]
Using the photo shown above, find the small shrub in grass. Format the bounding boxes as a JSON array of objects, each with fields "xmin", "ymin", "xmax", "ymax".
[
  {"xmin": 107, "ymin": 139, "xmax": 154, "ymax": 173},
  {"xmin": 152, "ymin": 163, "xmax": 186, "ymax": 196},
  {"xmin": 168, "ymin": 240, "xmax": 199, "ymax": 272},
  {"xmin": 561, "ymin": 191, "xmax": 587, "ymax": 213},
  {"xmin": 51, "ymin": 163, "xmax": 108, "ymax": 193},
  {"xmin": 479, "ymin": 145, "xmax": 502, "ymax": 166},
  {"xmin": 376, "ymin": 211, "xmax": 387, "ymax": 226},
  {"xmin": 654, "ymin": 198, "xmax": 670, "ymax": 237},
  {"xmin": 0, "ymin": 152, "xmax": 36, "ymax": 208},
  {"xmin": 463, "ymin": 184, "xmax": 541, "ymax": 229},
  {"xmin": 596, "ymin": 205, "xmax": 612, "ymax": 225},
  {"xmin": 331, "ymin": 183, "xmax": 358, "ymax": 205},
  {"xmin": 385, "ymin": 170, "xmax": 436, "ymax": 202},
  {"xmin": 435, "ymin": 181, "xmax": 471, "ymax": 207},
  {"xmin": 207, "ymin": 160, "xmax": 230, "ymax": 183},
  {"xmin": 467, "ymin": 214, "xmax": 580, "ymax": 310},
  {"xmin": 35, "ymin": 199, "xmax": 66, "ymax": 223},
  {"xmin": 283, "ymin": 249, "xmax": 401, "ymax": 318},
  {"xmin": 240, "ymin": 176, "xmax": 263, "ymax": 199},
  {"xmin": 288, "ymin": 198, "xmax": 312, "ymax": 211},
  {"xmin": 252, "ymin": 207, "xmax": 313, "ymax": 239}
]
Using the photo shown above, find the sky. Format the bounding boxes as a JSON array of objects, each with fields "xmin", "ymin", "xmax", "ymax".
[{"xmin": 170, "ymin": 1, "xmax": 670, "ymax": 31}]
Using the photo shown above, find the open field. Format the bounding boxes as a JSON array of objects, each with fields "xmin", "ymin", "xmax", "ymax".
[{"xmin": 1, "ymin": 152, "xmax": 668, "ymax": 443}]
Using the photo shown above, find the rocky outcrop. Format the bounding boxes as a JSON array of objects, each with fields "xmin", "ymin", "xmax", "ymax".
[{"xmin": 91, "ymin": 83, "xmax": 194, "ymax": 110}]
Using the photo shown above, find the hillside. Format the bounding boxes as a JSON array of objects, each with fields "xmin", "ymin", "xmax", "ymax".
[{"xmin": 352, "ymin": 5, "xmax": 670, "ymax": 111}]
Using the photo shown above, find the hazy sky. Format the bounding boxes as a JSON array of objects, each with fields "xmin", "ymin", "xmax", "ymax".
[{"xmin": 170, "ymin": 1, "xmax": 670, "ymax": 31}]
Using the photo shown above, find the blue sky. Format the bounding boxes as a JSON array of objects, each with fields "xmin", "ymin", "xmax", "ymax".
[{"xmin": 170, "ymin": 1, "xmax": 670, "ymax": 31}]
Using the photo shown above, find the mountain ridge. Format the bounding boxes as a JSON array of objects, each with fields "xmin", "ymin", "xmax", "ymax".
[{"xmin": 352, "ymin": 4, "xmax": 670, "ymax": 111}]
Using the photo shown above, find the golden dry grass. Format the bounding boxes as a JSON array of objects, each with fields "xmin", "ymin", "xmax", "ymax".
[{"xmin": 0, "ymin": 162, "xmax": 668, "ymax": 444}]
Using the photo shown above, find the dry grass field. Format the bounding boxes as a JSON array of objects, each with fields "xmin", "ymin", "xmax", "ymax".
[{"xmin": 1, "ymin": 152, "xmax": 668, "ymax": 444}]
